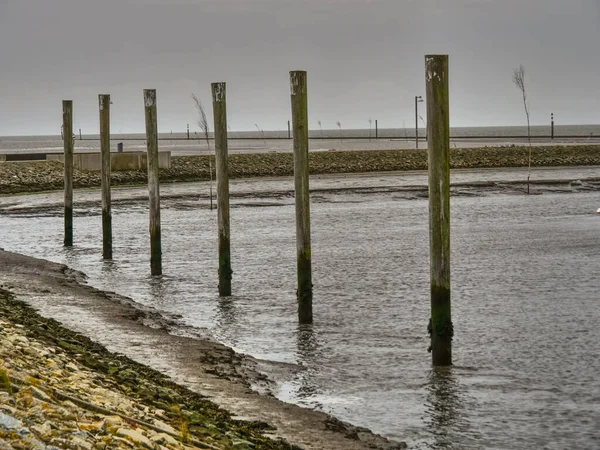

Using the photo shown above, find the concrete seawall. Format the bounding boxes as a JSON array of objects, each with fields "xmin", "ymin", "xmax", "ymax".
[{"xmin": 44, "ymin": 151, "xmax": 172, "ymax": 171}]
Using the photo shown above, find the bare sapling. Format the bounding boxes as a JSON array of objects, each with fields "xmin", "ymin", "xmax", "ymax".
[
  {"xmin": 337, "ymin": 121, "xmax": 342, "ymax": 141},
  {"xmin": 255, "ymin": 123, "xmax": 266, "ymax": 146},
  {"xmin": 192, "ymin": 93, "xmax": 214, "ymax": 209},
  {"xmin": 512, "ymin": 65, "xmax": 532, "ymax": 194}
]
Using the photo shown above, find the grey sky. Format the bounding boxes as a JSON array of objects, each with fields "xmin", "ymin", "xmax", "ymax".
[{"xmin": 0, "ymin": 0, "xmax": 598, "ymax": 135}]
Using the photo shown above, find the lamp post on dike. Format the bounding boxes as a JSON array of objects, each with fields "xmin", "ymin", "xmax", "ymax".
[{"xmin": 415, "ymin": 95, "xmax": 424, "ymax": 148}]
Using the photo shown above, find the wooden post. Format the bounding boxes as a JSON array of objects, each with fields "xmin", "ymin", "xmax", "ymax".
[
  {"xmin": 425, "ymin": 54, "xmax": 452, "ymax": 366},
  {"xmin": 551, "ymin": 113, "xmax": 554, "ymax": 140},
  {"xmin": 63, "ymin": 100, "xmax": 74, "ymax": 247},
  {"xmin": 187, "ymin": 123, "xmax": 190, "ymax": 140},
  {"xmin": 375, "ymin": 119, "xmax": 378, "ymax": 140},
  {"xmin": 99, "ymin": 94, "xmax": 112, "ymax": 260},
  {"xmin": 288, "ymin": 120, "xmax": 291, "ymax": 139},
  {"xmin": 143, "ymin": 89, "xmax": 162, "ymax": 276},
  {"xmin": 212, "ymin": 82, "xmax": 232, "ymax": 297},
  {"xmin": 290, "ymin": 71, "xmax": 313, "ymax": 324},
  {"xmin": 79, "ymin": 128, "xmax": 82, "ymax": 140}
]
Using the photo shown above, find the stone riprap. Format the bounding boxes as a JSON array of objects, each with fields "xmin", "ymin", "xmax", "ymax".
[
  {"xmin": 1, "ymin": 146, "xmax": 600, "ymax": 195},
  {"xmin": 0, "ymin": 290, "xmax": 299, "ymax": 450}
]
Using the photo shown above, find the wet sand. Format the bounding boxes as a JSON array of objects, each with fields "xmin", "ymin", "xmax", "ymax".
[{"xmin": 0, "ymin": 249, "xmax": 405, "ymax": 449}]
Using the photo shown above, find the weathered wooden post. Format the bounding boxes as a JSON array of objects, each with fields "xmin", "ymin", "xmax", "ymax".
[
  {"xmin": 99, "ymin": 94, "xmax": 112, "ymax": 260},
  {"xmin": 425, "ymin": 54, "xmax": 452, "ymax": 366},
  {"xmin": 212, "ymin": 82, "xmax": 232, "ymax": 296},
  {"xmin": 375, "ymin": 119, "xmax": 378, "ymax": 140},
  {"xmin": 290, "ymin": 71, "xmax": 313, "ymax": 324},
  {"xmin": 143, "ymin": 89, "xmax": 162, "ymax": 276},
  {"xmin": 63, "ymin": 100, "xmax": 74, "ymax": 247}
]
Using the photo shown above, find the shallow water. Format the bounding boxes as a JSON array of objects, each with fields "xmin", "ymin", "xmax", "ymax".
[{"xmin": 1, "ymin": 171, "xmax": 600, "ymax": 449}]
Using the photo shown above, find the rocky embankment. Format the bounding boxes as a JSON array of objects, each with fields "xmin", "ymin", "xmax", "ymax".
[
  {"xmin": 0, "ymin": 289, "xmax": 298, "ymax": 450},
  {"xmin": 1, "ymin": 145, "xmax": 600, "ymax": 195}
]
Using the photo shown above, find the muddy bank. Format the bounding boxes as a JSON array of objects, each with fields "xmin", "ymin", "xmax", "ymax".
[
  {"xmin": 0, "ymin": 250, "xmax": 405, "ymax": 450},
  {"xmin": 0, "ymin": 294, "xmax": 295, "ymax": 450},
  {"xmin": 2, "ymin": 145, "xmax": 600, "ymax": 195}
]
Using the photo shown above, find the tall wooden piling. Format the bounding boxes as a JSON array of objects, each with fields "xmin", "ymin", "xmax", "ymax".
[
  {"xmin": 62, "ymin": 100, "xmax": 73, "ymax": 247},
  {"xmin": 425, "ymin": 54, "xmax": 452, "ymax": 366},
  {"xmin": 143, "ymin": 89, "xmax": 162, "ymax": 276},
  {"xmin": 290, "ymin": 71, "xmax": 313, "ymax": 324},
  {"xmin": 99, "ymin": 94, "xmax": 112, "ymax": 260},
  {"xmin": 212, "ymin": 82, "xmax": 232, "ymax": 296}
]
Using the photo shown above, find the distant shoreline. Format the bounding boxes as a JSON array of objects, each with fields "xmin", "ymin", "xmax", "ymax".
[
  {"xmin": 1, "ymin": 123, "xmax": 599, "ymax": 140},
  {"xmin": 2, "ymin": 145, "xmax": 600, "ymax": 195}
]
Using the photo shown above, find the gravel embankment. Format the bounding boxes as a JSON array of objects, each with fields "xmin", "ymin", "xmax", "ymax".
[
  {"xmin": 1, "ymin": 146, "xmax": 600, "ymax": 195},
  {"xmin": 0, "ymin": 288, "xmax": 299, "ymax": 450}
]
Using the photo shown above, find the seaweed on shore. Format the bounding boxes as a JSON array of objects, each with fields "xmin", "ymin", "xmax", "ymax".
[{"xmin": 0, "ymin": 288, "xmax": 301, "ymax": 450}]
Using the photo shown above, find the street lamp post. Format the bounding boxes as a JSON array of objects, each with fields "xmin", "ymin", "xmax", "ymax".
[{"xmin": 415, "ymin": 95, "xmax": 423, "ymax": 148}]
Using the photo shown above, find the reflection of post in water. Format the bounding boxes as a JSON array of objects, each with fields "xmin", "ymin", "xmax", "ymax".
[
  {"xmin": 62, "ymin": 246, "xmax": 79, "ymax": 268},
  {"xmin": 216, "ymin": 297, "xmax": 237, "ymax": 331},
  {"xmin": 148, "ymin": 276, "xmax": 168, "ymax": 306},
  {"xmin": 425, "ymin": 367, "xmax": 464, "ymax": 448},
  {"xmin": 100, "ymin": 259, "xmax": 119, "ymax": 276},
  {"xmin": 294, "ymin": 324, "xmax": 321, "ymax": 402}
]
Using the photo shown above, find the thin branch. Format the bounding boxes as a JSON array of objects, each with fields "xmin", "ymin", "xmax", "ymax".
[
  {"xmin": 191, "ymin": 93, "xmax": 210, "ymax": 152},
  {"xmin": 512, "ymin": 64, "xmax": 532, "ymax": 194},
  {"xmin": 191, "ymin": 93, "xmax": 214, "ymax": 209}
]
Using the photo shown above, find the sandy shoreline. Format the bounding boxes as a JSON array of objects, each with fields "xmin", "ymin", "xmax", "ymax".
[
  {"xmin": 0, "ymin": 249, "xmax": 406, "ymax": 449},
  {"xmin": 2, "ymin": 145, "xmax": 600, "ymax": 195}
]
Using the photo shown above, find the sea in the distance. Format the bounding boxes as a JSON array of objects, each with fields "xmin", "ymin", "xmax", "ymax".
[{"xmin": 1, "ymin": 124, "xmax": 599, "ymax": 155}]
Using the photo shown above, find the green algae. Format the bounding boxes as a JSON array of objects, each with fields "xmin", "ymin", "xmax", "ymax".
[{"xmin": 0, "ymin": 288, "xmax": 300, "ymax": 450}]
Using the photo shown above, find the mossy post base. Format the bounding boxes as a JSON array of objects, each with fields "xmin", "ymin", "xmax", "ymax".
[
  {"xmin": 99, "ymin": 94, "xmax": 112, "ymax": 260},
  {"xmin": 290, "ymin": 71, "xmax": 313, "ymax": 324},
  {"xmin": 212, "ymin": 82, "xmax": 232, "ymax": 297},
  {"xmin": 63, "ymin": 100, "xmax": 73, "ymax": 247},
  {"xmin": 143, "ymin": 89, "xmax": 162, "ymax": 276},
  {"xmin": 425, "ymin": 55, "xmax": 452, "ymax": 366}
]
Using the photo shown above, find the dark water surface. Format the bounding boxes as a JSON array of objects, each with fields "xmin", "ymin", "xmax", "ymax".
[{"xmin": 1, "ymin": 173, "xmax": 599, "ymax": 449}]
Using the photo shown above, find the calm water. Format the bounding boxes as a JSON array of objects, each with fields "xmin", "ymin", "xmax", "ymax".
[{"xmin": 1, "ymin": 172, "xmax": 599, "ymax": 449}]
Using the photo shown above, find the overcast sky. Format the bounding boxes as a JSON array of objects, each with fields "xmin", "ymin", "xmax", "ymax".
[{"xmin": 0, "ymin": 0, "xmax": 599, "ymax": 135}]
